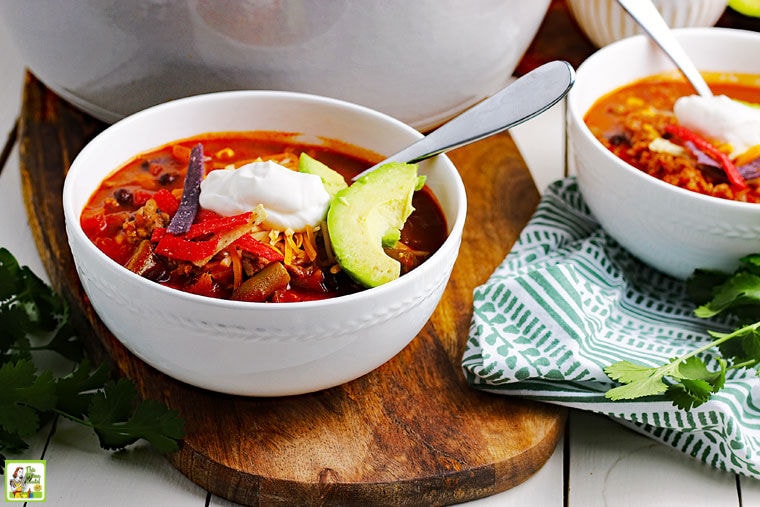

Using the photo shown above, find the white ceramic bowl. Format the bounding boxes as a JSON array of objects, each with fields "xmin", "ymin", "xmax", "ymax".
[
  {"xmin": 568, "ymin": 28, "xmax": 760, "ymax": 280},
  {"xmin": 62, "ymin": 91, "xmax": 467, "ymax": 396},
  {"xmin": 0, "ymin": 0, "xmax": 549, "ymax": 131},
  {"xmin": 568, "ymin": 0, "xmax": 728, "ymax": 47}
]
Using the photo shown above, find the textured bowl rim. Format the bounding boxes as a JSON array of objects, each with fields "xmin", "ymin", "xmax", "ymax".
[
  {"xmin": 568, "ymin": 27, "xmax": 760, "ymax": 213},
  {"xmin": 63, "ymin": 89, "xmax": 468, "ymax": 311}
]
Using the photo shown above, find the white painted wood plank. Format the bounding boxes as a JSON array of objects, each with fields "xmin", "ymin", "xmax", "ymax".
[
  {"xmin": 41, "ymin": 418, "xmax": 208, "ymax": 506},
  {"xmin": 0, "ymin": 16, "xmax": 25, "ymax": 134},
  {"xmin": 738, "ymin": 475, "xmax": 760, "ymax": 505},
  {"xmin": 567, "ymin": 410, "xmax": 739, "ymax": 507},
  {"xmin": 509, "ymin": 98, "xmax": 567, "ymax": 194}
]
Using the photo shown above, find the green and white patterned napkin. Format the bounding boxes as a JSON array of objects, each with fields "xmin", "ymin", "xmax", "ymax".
[{"xmin": 462, "ymin": 177, "xmax": 760, "ymax": 478}]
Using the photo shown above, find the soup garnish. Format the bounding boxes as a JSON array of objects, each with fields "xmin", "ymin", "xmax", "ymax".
[{"xmin": 80, "ymin": 132, "xmax": 447, "ymax": 302}]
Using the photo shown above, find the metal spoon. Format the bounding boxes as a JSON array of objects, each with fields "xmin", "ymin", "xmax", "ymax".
[
  {"xmin": 352, "ymin": 60, "xmax": 575, "ymax": 180},
  {"xmin": 616, "ymin": 0, "xmax": 712, "ymax": 97}
]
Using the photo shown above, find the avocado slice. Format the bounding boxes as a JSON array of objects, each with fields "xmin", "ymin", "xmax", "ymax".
[
  {"xmin": 299, "ymin": 153, "xmax": 348, "ymax": 198},
  {"xmin": 327, "ymin": 162, "xmax": 420, "ymax": 288}
]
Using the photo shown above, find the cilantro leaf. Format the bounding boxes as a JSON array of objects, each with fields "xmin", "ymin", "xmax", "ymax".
[
  {"xmin": 88, "ymin": 379, "xmax": 184, "ymax": 452},
  {"xmin": 739, "ymin": 253, "xmax": 760, "ymax": 274},
  {"xmin": 604, "ymin": 360, "xmax": 676, "ymax": 400},
  {"xmin": 694, "ymin": 271, "xmax": 760, "ymax": 319},
  {"xmin": 686, "ymin": 268, "xmax": 732, "ymax": 305},
  {"xmin": 0, "ymin": 247, "xmax": 82, "ymax": 363},
  {"xmin": 54, "ymin": 360, "xmax": 111, "ymax": 418},
  {"xmin": 0, "ymin": 247, "xmax": 68, "ymax": 337},
  {"xmin": 0, "ymin": 360, "xmax": 57, "ymax": 437},
  {"xmin": 666, "ymin": 381, "xmax": 711, "ymax": 410},
  {"xmin": 105, "ymin": 400, "xmax": 185, "ymax": 453},
  {"xmin": 712, "ymin": 326, "xmax": 760, "ymax": 366},
  {"xmin": 89, "ymin": 378, "xmax": 137, "ymax": 427},
  {"xmin": 665, "ymin": 356, "xmax": 726, "ymax": 410}
]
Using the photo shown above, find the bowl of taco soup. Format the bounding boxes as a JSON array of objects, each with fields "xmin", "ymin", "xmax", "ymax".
[
  {"xmin": 62, "ymin": 90, "xmax": 467, "ymax": 396},
  {"xmin": 567, "ymin": 27, "xmax": 760, "ymax": 279}
]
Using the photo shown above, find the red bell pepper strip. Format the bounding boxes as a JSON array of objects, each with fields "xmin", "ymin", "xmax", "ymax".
[
  {"xmin": 232, "ymin": 234, "xmax": 284, "ymax": 262},
  {"xmin": 665, "ymin": 123, "xmax": 747, "ymax": 189},
  {"xmin": 151, "ymin": 212, "xmax": 253, "ymax": 243},
  {"xmin": 154, "ymin": 233, "xmax": 219, "ymax": 263},
  {"xmin": 183, "ymin": 212, "xmax": 253, "ymax": 239}
]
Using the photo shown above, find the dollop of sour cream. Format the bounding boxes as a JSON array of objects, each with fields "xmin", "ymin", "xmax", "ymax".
[
  {"xmin": 199, "ymin": 160, "xmax": 330, "ymax": 230},
  {"xmin": 674, "ymin": 94, "xmax": 760, "ymax": 158}
]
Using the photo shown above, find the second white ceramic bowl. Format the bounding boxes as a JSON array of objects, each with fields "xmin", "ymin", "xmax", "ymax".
[
  {"xmin": 62, "ymin": 91, "xmax": 467, "ymax": 396},
  {"xmin": 567, "ymin": 27, "xmax": 760, "ymax": 280}
]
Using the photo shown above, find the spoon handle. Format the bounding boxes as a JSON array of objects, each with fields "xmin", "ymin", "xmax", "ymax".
[
  {"xmin": 353, "ymin": 60, "xmax": 575, "ymax": 179},
  {"xmin": 616, "ymin": 0, "xmax": 713, "ymax": 97}
]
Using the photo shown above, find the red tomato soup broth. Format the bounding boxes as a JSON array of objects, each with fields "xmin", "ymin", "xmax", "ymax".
[
  {"xmin": 81, "ymin": 131, "xmax": 448, "ymax": 302},
  {"xmin": 584, "ymin": 72, "xmax": 760, "ymax": 202}
]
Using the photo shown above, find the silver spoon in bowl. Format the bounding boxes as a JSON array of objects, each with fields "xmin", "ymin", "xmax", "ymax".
[
  {"xmin": 616, "ymin": 0, "xmax": 712, "ymax": 97},
  {"xmin": 352, "ymin": 60, "xmax": 575, "ymax": 180}
]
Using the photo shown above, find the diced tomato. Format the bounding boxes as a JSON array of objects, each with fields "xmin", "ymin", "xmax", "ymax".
[
  {"xmin": 271, "ymin": 290, "xmax": 303, "ymax": 303},
  {"xmin": 184, "ymin": 273, "xmax": 222, "ymax": 298},
  {"xmin": 271, "ymin": 288, "xmax": 334, "ymax": 303},
  {"xmin": 93, "ymin": 237, "xmax": 132, "ymax": 264},
  {"xmin": 172, "ymin": 144, "xmax": 191, "ymax": 163},
  {"xmin": 132, "ymin": 190, "xmax": 152, "ymax": 206},
  {"xmin": 289, "ymin": 268, "xmax": 326, "ymax": 293},
  {"xmin": 105, "ymin": 212, "xmax": 130, "ymax": 230},
  {"xmin": 81, "ymin": 214, "xmax": 108, "ymax": 236},
  {"xmin": 152, "ymin": 188, "xmax": 180, "ymax": 215}
]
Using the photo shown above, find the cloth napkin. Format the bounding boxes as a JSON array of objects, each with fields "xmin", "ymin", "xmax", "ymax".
[{"xmin": 462, "ymin": 177, "xmax": 760, "ymax": 479}]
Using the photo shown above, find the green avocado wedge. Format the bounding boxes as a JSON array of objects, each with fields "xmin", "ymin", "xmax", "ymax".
[
  {"xmin": 299, "ymin": 152, "xmax": 348, "ymax": 198},
  {"xmin": 327, "ymin": 162, "xmax": 420, "ymax": 288}
]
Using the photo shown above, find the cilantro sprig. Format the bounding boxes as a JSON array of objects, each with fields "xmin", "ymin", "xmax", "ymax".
[
  {"xmin": 0, "ymin": 248, "xmax": 184, "ymax": 473},
  {"xmin": 604, "ymin": 254, "xmax": 760, "ymax": 410}
]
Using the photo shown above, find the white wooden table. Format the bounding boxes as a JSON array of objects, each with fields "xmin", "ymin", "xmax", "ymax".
[{"xmin": 1, "ymin": 20, "xmax": 759, "ymax": 507}]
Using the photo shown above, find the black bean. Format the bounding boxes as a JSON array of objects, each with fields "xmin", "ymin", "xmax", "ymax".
[
  {"xmin": 142, "ymin": 261, "xmax": 171, "ymax": 283},
  {"xmin": 159, "ymin": 172, "xmax": 178, "ymax": 186},
  {"xmin": 608, "ymin": 134, "xmax": 630, "ymax": 146},
  {"xmin": 114, "ymin": 188, "xmax": 133, "ymax": 205}
]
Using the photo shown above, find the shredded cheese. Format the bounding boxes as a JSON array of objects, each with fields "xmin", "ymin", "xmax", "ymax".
[{"xmin": 649, "ymin": 137, "xmax": 686, "ymax": 156}]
